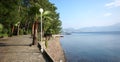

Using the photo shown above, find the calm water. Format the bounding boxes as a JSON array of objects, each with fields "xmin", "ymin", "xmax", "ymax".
[{"xmin": 60, "ymin": 32, "xmax": 120, "ymax": 62}]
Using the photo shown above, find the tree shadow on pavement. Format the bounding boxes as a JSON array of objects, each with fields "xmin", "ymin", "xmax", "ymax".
[{"xmin": 0, "ymin": 43, "xmax": 31, "ymax": 47}]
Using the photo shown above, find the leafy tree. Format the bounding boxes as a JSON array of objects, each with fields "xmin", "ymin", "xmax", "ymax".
[{"xmin": 0, "ymin": 0, "xmax": 21, "ymax": 36}]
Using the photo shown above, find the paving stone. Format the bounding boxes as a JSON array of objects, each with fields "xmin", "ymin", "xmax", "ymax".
[{"xmin": 0, "ymin": 35, "xmax": 46, "ymax": 62}]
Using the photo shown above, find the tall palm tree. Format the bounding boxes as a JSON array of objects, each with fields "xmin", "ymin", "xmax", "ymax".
[{"xmin": 32, "ymin": 10, "xmax": 53, "ymax": 45}]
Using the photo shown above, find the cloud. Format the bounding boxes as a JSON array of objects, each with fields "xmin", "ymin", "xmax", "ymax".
[
  {"xmin": 105, "ymin": 0, "xmax": 120, "ymax": 8},
  {"xmin": 104, "ymin": 13, "xmax": 112, "ymax": 17},
  {"xmin": 105, "ymin": 2, "xmax": 114, "ymax": 8}
]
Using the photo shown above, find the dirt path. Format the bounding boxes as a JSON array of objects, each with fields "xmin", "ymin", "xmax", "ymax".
[{"xmin": 0, "ymin": 35, "xmax": 46, "ymax": 62}]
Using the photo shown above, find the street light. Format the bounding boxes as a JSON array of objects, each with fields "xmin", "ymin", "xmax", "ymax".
[{"xmin": 39, "ymin": 8, "xmax": 44, "ymax": 52}]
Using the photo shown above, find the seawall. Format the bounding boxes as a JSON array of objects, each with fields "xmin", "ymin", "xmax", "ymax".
[{"xmin": 39, "ymin": 36, "xmax": 66, "ymax": 62}]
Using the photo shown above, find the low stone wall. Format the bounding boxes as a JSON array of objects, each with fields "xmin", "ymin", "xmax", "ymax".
[{"xmin": 39, "ymin": 37, "xmax": 66, "ymax": 62}]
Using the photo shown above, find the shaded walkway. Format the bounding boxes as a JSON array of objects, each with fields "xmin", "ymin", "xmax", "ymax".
[{"xmin": 0, "ymin": 35, "xmax": 46, "ymax": 62}]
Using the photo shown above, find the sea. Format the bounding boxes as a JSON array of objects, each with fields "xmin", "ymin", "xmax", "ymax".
[{"xmin": 60, "ymin": 32, "xmax": 120, "ymax": 62}]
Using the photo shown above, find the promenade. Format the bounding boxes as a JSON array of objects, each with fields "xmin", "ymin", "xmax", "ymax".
[{"xmin": 0, "ymin": 35, "xmax": 47, "ymax": 62}]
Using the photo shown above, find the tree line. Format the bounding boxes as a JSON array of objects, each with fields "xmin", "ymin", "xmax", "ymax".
[{"xmin": 0, "ymin": 0, "xmax": 61, "ymax": 36}]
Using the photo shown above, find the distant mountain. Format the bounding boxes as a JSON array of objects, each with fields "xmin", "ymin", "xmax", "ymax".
[
  {"xmin": 63, "ymin": 23, "xmax": 120, "ymax": 32},
  {"xmin": 78, "ymin": 23, "xmax": 120, "ymax": 32},
  {"xmin": 62, "ymin": 28, "xmax": 75, "ymax": 33}
]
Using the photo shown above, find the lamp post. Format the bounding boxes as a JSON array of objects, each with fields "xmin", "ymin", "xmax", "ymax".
[
  {"xmin": 39, "ymin": 8, "xmax": 43, "ymax": 42},
  {"xmin": 39, "ymin": 8, "xmax": 44, "ymax": 52}
]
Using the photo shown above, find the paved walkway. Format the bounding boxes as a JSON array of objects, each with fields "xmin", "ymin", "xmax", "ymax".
[{"xmin": 0, "ymin": 35, "xmax": 46, "ymax": 62}]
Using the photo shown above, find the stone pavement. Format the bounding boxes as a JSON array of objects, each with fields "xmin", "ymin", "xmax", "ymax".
[{"xmin": 0, "ymin": 35, "xmax": 46, "ymax": 62}]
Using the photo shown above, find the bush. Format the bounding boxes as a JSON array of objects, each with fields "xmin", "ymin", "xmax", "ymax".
[
  {"xmin": 8, "ymin": 28, "xmax": 12, "ymax": 37},
  {"xmin": 24, "ymin": 30, "xmax": 29, "ymax": 35},
  {"xmin": 20, "ymin": 29, "xmax": 24, "ymax": 35},
  {"xmin": 45, "ymin": 40, "xmax": 48, "ymax": 48},
  {"xmin": 0, "ymin": 33, "xmax": 8, "ymax": 37},
  {"xmin": 2, "ymin": 29, "xmax": 8, "ymax": 34},
  {"xmin": 0, "ymin": 24, "xmax": 3, "ymax": 33}
]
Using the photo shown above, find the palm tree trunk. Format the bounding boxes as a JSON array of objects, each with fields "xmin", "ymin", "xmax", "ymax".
[
  {"xmin": 11, "ymin": 25, "xmax": 14, "ymax": 35},
  {"xmin": 17, "ymin": 24, "xmax": 20, "ymax": 36},
  {"xmin": 33, "ymin": 21, "xmax": 38, "ymax": 45}
]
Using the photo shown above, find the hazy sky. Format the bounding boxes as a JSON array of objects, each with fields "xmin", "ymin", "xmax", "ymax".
[{"xmin": 49, "ymin": 0, "xmax": 120, "ymax": 29}]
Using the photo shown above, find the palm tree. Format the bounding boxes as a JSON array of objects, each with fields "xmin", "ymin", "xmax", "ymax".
[
  {"xmin": 32, "ymin": 10, "xmax": 53, "ymax": 45},
  {"xmin": 29, "ymin": 0, "xmax": 61, "ymax": 46}
]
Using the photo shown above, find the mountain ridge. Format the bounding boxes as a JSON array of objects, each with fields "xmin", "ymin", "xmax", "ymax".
[{"xmin": 63, "ymin": 23, "xmax": 120, "ymax": 32}]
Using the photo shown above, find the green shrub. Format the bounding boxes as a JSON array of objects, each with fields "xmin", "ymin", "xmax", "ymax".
[
  {"xmin": 2, "ymin": 29, "xmax": 8, "ymax": 34},
  {"xmin": 24, "ymin": 31, "xmax": 29, "ymax": 35},
  {"xmin": 8, "ymin": 28, "xmax": 12, "ymax": 37},
  {"xmin": 45, "ymin": 40, "xmax": 48, "ymax": 48},
  {"xmin": 20, "ymin": 29, "xmax": 24, "ymax": 35},
  {"xmin": 0, "ymin": 33, "xmax": 8, "ymax": 37},
  {"xmin": 0, "ymin": 24, "xmax": 3, "ymax": 33}
]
